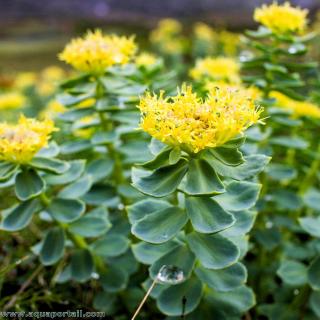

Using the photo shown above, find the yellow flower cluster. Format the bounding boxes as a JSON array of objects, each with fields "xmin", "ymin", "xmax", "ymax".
[
  {"xmin": 59, "ymin": 30, "xmax": 137, "ymax": 73},
  {"xmin": 190, "ymin": 57, "xmax": 240, "ymax": 83},
  {"xmin": 135, "ymin": 52, "xmax": 157, "ymax": 67},
  {"xmin": 150, "ymin": 19, "xmax": 185, "ymax": 55},
  {"xmin": 271, "ymin": 91, "xmax": 320, "ymax": 119},
  {"xmin": 254, "ymin": 2, "xmax": 308, "ymax": 34},
  {"xmin": 193, "ymin": 22, "xmax": 216, "ymax": 42},
  {"xmin": 0, "ymin": 116, "xmax": 57, "ymax": 163},
  {"xmin": 0, "ymin": 92, "xmax": 26, "ymax": 110},
  {"xmin": 138, "ymin": 84, "xmax": 262, "ymax": 153}
]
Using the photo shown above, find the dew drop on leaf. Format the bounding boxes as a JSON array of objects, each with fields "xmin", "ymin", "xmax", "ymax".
[{"xmin": 156, "ymin": 265, "xmax": 185, "ymax": 284}]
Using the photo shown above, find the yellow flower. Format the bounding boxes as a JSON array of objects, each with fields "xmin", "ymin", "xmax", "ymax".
[
  {"xmin": 206, "ymin": 81, "xmax": 262, "ymax": 102},
  {"xmin": 41, "ymin": 66, "xmax": 65, "ymax": 81},
  {"xmin": 41, "ymin": 100, "xmax": 66, "ymax": 119},
  {"xmin": 190, "ymin": 57, "xmax": 240, "ymax": 83},
  {"xmin": 219, "ymin": 31, "xmax": 240, "ymax": 56},
  {"xmin": 0, "ymin": 92, "xmax": 26, "ymax": 110},
  {"xmin": 193, "ymin": 23, "xmax": 215, "ymax": 42},
  {"xmin": 271, "ymin": 91, "xmax": 320, "ymax": 118},
  {"xmin": 0, "ymin": 116, "xmax": 57, "ymax": 163},
  {"xmin": 74, "ymin": 116, "xmax": 97, "ymax": 138},
  {"xmin": 59, "ymin": 30, "xmax": 137, "ymax": 73},
  {"xmin": 151, "ymin": 19, "xmax": 182, "ymax": 43},
  {"xmin": 15, "ymin": 72, "xmax": 36, "ymax": 89},
  {"xmin": 135, "ymin": 52, "xmax": 157, "ymax": 67},
  {"xmin": 138, "ymin": 84, "xmax": 262, "ymax": 153},
  {"xmin": 254, "ymin": 2, "xmax": 308, "ymax": 34}
]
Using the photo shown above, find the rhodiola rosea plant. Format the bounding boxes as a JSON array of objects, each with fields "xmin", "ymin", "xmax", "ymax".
[{"xmin": 127, "ymin": 84, "xmax": 269, "ymax": 318}]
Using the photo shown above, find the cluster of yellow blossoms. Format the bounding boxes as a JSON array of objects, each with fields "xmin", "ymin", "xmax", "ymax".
[
  {"xmin": 0, "ymin": 116, "xmax": 57, "ymax": 163},
  {"xmin": 150, "ymin": 19, "xmax": 186, "ymax": 55},
  {"xmin": 190, "ymin": 57, "xmax": 240, "ymax": 83},
  {"xmin": 0, "ymin": 92, "xmax": 26, "ymax": 110},
  {"xmin": 135, "ymin": 52, "xmax": 158, "ymax": 67},
  {"xmin": 138, "ymin": 85, "xmax": 262, "ymax": 153},
  {"xmin": 193, "ymin": 23, "xmax": 240, "ymax": 56},
  {"xmin": 59, "ymin": 30, "xmax": 137, "ymax": 73},
  {"xmin": 271, "ymin": 91, "xmax": 320, "ymax": 119},
  {"xmin": 254, "ymin": 2, "xmax": 308, "ymax": 34}
]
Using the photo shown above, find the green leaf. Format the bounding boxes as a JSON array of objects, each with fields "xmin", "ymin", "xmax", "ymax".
[
  {"xmin": 127, "ymin": 199, "xmax": 171, "ymax": 224},
  {"xmin": 91, "ymin": 234, "xmax": 129, "ymax": 257},
  {"xmin": 86, "ymin": 158, "xmax": 114, "ymax": 183},
  {"xmin": 71, "ymin": 249, "xmax": 94, "ymax": 282},
  {"xmin": 186, "ymin": 196, "xmax": 235, "ymax": 233},
  {"xmin": 303, "ymin": 188, "xmax": 320, "ymax": 212},
  {"xmin": 68, "ymin": 215, "xmax": 111, "ymax": 237},
  {"xmin": 59, "ymin": 107, "xmax": 93, "ymax": 123},
  {"xmin": 310, "ymin": 290, "xmax": 320, "ymax": 317},
  {"xmin": 39, "ymin": 227, "xmax": 65, "ymax": 266},
  {"xmin": 60, "ymin": 140, "xmax": 92, "ymax": 155},
  {"xmin": 214, "ymin": 181, "xmax": 261, "ymax": 211},
  {"xmin": 91, "ymin": 131, "xmax": 118, "ymax": 145},
  {"xmin": 266, "ymin": 163, "xmax": 297, "ymax": 181},
  {"xmin": 36, "ymin": 142, "xmax": 60, "ymax": 158},
  {"xmin": 93, "ymin": 291, "xmax": 117, "ymax": 314},
  {"xmin": 264, "ymin": 63, "xmax": 288, "ymax": 74},
  {"xmin": 132, "ymin": 206, "xmax": 188, "ymax": 244},
  {"xmin": 31, "ymin": 157, "xmax": 70, "ymax": 174},
  {"xmin": 138, "ymin": 147, "xmax": 171, "ymax": 170},
  {"xmin": 2, "ymin": 199, "xmax": 39, "ymax": 231},
  {"xmin": 206, "ymin": 285, "xmax": 255, "ymax": 316},
  {"xmin": 270, "ymin": 136, "xmax": 308, "ymax": 149},
  {"xmin": 149, "ymin": 244, "xmax": 195, "ymax": 280},
  {"xmin": 100, "ymin": 265, "xmax": 128, "ymax": 292},
  {"xmin": 132, "ymin": 241, "xmax": 179, "ymax": 265},
  {"xmin": 15, "ymin": 169, "xmax": 45, "ymax": 201},
  {"xmin": 47, "ymin": 198, "xmax": 85, "ymax": 222},
  {"xmin": 44, "ymin": 160, "xmax": 85, "ymax": 185},
  {"xmin": 208, "ymin": 147, "xmax": 244, "ymax": 166},
  {"xmin": 277, "ymin": 260, "xmax": 308, "ymax": 286},
  {"xmin": 0, "ymin": 162, "xmax": 18, "ymax": 181},
  {"xmin": 58, "ymin": 175, "xmax": 93, "ymax": 199},
  {"xmin": 206, "ymin": 154, "xmax": 270, "ymax": 180},
  {"xmin": 179, "ymin": 159, "xmax": 225, "ymax": 196},
  {"xmin": 132, "ymin": 160, "xmax": 188, "ymax": 197},
  {"xmin": 299, "ymin": 217, "xmax": 320, "ymax": 238},
  {"xmin": 187, "ymin": 232, "xmax": 239, "ymax": 269},
  {"xmin": 157, "ymin": 277, "xmax": 202, "ymax": 316},
  {"xmin": 169, "ymin": 147, "xmax": 181, "ymax": 165},
  {"xmin": 221, "ymin": 210, "xmax": 257, "ymax": 237},
  {"xmin": 308, "ymin": 256, "xmax": 320, "ymax": 290},
  {"xmin": 57, "ymin": 92, "xmax": 94, "ymax": 107},
  {"xmin": 271, "ymin": 189, "xmax": 302, "ymax": 211},
  {"xmin": 195, "ymin": 262, "xmax": 247, "ymax": 292}
]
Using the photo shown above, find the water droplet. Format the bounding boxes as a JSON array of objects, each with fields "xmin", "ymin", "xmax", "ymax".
[
  {"xmin": 265, "ymin": 221, "xmax": 273, "ymax": 229},
  {"xmin": 91, "ymin": 272, "xmax": 100, "ymax": 279},
  {"xmin": 117, "ymin": 203, "xmax": 125, "ymax": 210},
  {"xmin": 156, "ymin": 265, "xmax": 185, "ymax": 285},
  {"xmin": 294, "ymin": 289, "xmax": 299, "ymax": 295}
]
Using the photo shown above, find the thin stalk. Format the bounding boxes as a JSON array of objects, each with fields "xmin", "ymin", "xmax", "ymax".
[{"xmin": 131, "ymin": 279, "xmax": 157, "ymax": 320}]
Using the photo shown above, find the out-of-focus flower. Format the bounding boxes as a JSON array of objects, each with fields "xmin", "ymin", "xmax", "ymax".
[
  {"xmin": 219, "ymin": 31, "xmax": 240, "ymax": 56},
  {"xmin": 190, "ymin": 57, "xmax": 240, "ymax": 83},
  {"xmin": 193, "ymin": 22, "xmax": 215, "ymax": 42},
  {"xmin": 138, "ymin": 84, "xmax": 262, "ymax": 153},
  {"xmin": 73, "ymin": 116, "xmax": 97, "ymax": 138},
  {"xmin": 15, "ymin": 72, "xmax": 37, "ymax": 89},
  {"xmin": 41, "ymin": 100, "xmax": 66, "ymax": 119},
  {"xmin": 41, "ymin": 66, "xmax": 65, "ymax": 81},
  {"xmin": 0, "ymin": 92, "xmax": 26, "ymax": 110},
  {"xmin": 150, "ymin": 19, "xmax": 186, "ymax": 55},
  {"xmin": 135, "ymin": 52, "xmax": 158, "ymax": 67},
  {"xmin": 254, "ymin": 2, "xmax": 308, "ymax": 34},
  {"xmin": 0, "ymin": 115, "xmax": 57, "ymax": 163},
  {"xmin": 59, "ymin": 30, "xmax": 137, "ymax": 73},
  {"xmin": 271, "ymin": 91, "xmax": 320, "ymax": 118}
]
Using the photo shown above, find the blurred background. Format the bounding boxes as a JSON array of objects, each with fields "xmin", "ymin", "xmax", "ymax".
[{"xmin": 1, "ymin": 0, "xmax": 320, "ymax": 73}]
